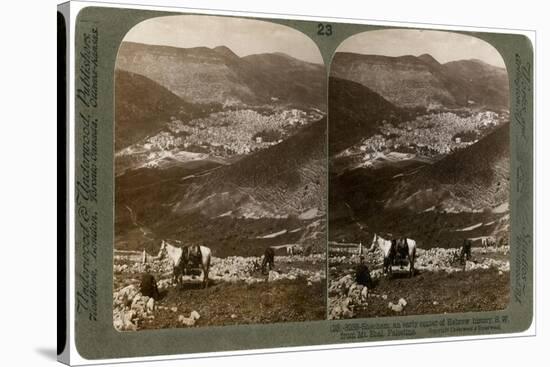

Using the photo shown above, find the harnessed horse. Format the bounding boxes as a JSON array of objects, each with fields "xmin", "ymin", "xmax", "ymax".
[
  {"xmin": 158, "ymin": 240, "xmax": 211, "ymax": 288},
  {"xmin": 395, "ymin": 238, "xmax": 416, "ymax": 277},
  {"xmin": 370, "ymin": 234, "xmax": 394, "ymax": 275},
  {"xmin": 371, "ymin": 234, "xmax": 416, "ymax": 277}
]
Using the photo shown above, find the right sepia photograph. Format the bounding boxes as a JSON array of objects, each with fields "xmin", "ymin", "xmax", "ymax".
[{"xmin": 328, "ymin": 29, "xmax": 511, "ymax": 319}]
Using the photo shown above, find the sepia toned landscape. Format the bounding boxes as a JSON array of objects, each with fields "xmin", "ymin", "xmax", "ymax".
[
  {"xmin": 111, "ymin": 22, "xmax": 514, "ymax": 328},
  {"xmin": 113, "ymin": 16, "xmax": 327, "ymax": 331},
  {"xmin": 328, "ymin": 30, "xmax": 511, "ymax": 319}
]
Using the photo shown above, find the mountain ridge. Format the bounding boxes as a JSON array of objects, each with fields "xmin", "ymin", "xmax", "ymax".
[
  {"xmin": 116, "ymin": 41, "xmax": 326, "ymax": 109},
  {"xmin": 330, "ymin": 52, "xmax": 508, "ymax": 110}
]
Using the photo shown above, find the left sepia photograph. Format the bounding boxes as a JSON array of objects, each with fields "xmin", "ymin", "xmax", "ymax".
[{"xmin": 112, "ymin": 15, "xmax": 327, "ymax": 331}]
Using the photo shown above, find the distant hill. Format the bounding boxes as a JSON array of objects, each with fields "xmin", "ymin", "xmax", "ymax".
[
  {"xmin": 242, "ymin": 53, "xmax": 327, "ymax": 109},
  {"xmin": 417, "ymin": 53, "xmax": 441, "ymax": 69},
  {"xmin": 116, "ymin": 42, "xmax": 326, "ymax": 109},
  {"xmin": 115, "ymin": 70, "xmax": 183, "ymax": 151},
  {"xmin": 115, "ymin": 118, "xmax": 328, "ymax": 254},
  {"xmin": 441, "ymin": 59, "xmax": 509, "ymax": 109},
  {"xmin": 330, "ymin": 52, "xmax": 509, "ymax": 110},
  {"xmin": 173, "ymin": 117, "xmax": 327, "ymax": 219},
  {"xmin": 328, "ymin": 77, "xmax": 408, "ymax": 155},
  {"xmin": 329, "ymin": 123, "xmax": 510, "ymax": 245},
  {"xmin": 387, "ymin": 122, "xmax": 510, "ymax": 212},
  {"xmin": 331, "ymin": 53, "xmax": 455, "ymax": 109},
  {"xmin": 115, "ymin": 70, "xmax": 220, "ymax": 150}
]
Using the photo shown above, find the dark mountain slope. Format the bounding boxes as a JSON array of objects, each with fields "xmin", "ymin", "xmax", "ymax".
[
  {"xmin": 241, "ymin": 53, "xmax": 326, "ymax": 109},
  {"xmin": 328, "ymin": 77, "xmax": 408, "ymax": 155},
  {"xmin": 387, "ymin": 122, "xmax": 510, "ymax": 211},
  {"xmin": 174, "ymin": 118, "xmax": 327, "ymax": 218},
  {"xmin": 329, "ymin": 124, "xmax": 510, "ymax": 245},
  {"xmin": 115, "ymin": 69, "xmax": 220, "ymax": 150},
  {"xmin": 115, "ymin": 70, "xmax": 184, "ymax": 151}
]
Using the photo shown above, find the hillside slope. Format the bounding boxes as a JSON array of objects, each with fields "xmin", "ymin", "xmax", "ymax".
[
  {"xmin": 331, "ymin": 53, "xmax": 455, "ymax": 109},
  {"xmin": 115, "ymin": 70, "xmax": 220, "ymax": 150},
  {"xmin": 442, "ymin": 59, "xmax": 509, "ymax": 109},
  {"xmin": 330, "ymin": 52, "xmax": 508, "ymax": 110},
  {"xmin": 116, "ymin": 42, "xmax": 326, "ymax": 109},
  {"xmin": 387, "ymin": 122, "xmax": 510, "ymax": 212},
  {"xmin": 242, "ymin": 53, "xmax": 327, "ymax": 109},
  {"xmin": 174, "ymin": 117, "xmax": 327, "ymax": 218},
  {"xmin": 115, "ymin": 70, "xmax": 183, "ymax": 150},
  {"xmin": 328, "ymin": 77, "xmax": 408, "ymax": 155}
]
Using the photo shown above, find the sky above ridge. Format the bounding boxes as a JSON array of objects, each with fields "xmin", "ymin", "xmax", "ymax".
[
  {"xmin": 124, "ymin": 15, "xmax": 324, "ymax": 64},
  {"xmin": 337, "ymin": 29, "xmax": 506, "ymax": 68}
]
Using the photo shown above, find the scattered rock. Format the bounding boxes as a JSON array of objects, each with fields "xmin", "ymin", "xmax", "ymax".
[
  {"xmin": 178, "ymin": 311, "xmax": 201, "ymax": 327},
  {"xmin": 342, "ymin": 306, "xmax": 354, "ymax": 318},
  {"xmin": 268, "ymin": 270, "xmax": 281, "ymax": 282},
  {"xmin": 178, "ymin": 315, "xmax": 196, "ymax": 326},
  {"xmin": 114, "ymin": 264, "xmax": 129, "ymax": 273},
  {"xmin": 113, "ymin": 310, "xmax": 137, "ymax": 331},
  {"xmin": 146, "ymin": 298, "xmax": 155, "ymax": 313},
  {"xmin": 386, "ymin": 298, "xmax": 407, "ymax": 312},
  {"xmin": 328, "ymin": 273, "xmax": 373, "ymax": 319},
  {"xmin": 157, "ymin": 279, "xmax": 172, "ymax": 290},
  {"xmin": 328, "ymin": 301, "xmax": 355, "ymax": 320},
  {"xmin": 114, "ymin": 251, "xmax": 328, "ymax": 329},
  {"xmin": 330, "ymin": 244, "xmax": 510, "ymax": 274},
  {"xmin": 114, "ymin": 285, "xmax": 140, "ymax": 308},
  {"xmin": 361, "ymin": 287, "xmax": 368, "ymax": 302},
  {"xmin": 388, "ymin": 302, "xmax": 403, "ymax": 312}
]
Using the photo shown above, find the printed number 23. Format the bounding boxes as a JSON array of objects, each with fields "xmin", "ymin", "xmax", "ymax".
[{"xmin": 317, "ymin": 23, "xmax": 332, "ymax": 36}]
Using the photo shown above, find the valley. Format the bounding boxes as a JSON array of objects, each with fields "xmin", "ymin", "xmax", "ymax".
[
  {"xmin": 328, "ymin": 46, "xmax": 511, "ymax": 319},
  {"xmin": 113, "ymin": 37, "xmax": 327, "ymax": 329}
]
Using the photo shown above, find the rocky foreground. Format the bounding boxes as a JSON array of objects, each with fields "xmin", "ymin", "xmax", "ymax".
[
  {"xmin": 114, "ymin": 254, "xmax": 325, "ymax": 331},
  {"xmin": 328, "ymin": 245, "xmax": 510, "ymax": 320}
]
